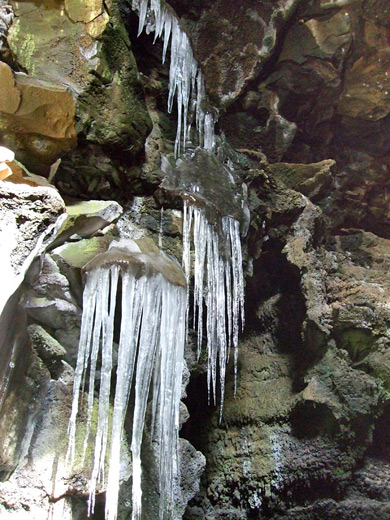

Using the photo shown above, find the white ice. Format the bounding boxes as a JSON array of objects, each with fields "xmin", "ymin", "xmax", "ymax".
[
  {"xmin": 67, "ymin": 256, "xmax": 186, "ymax": 520},
  {"xmin": 132, "ymin": 0, "xmax": 216, "ymax": 155},
  {"xmin": 182, "ymin": 202, "xmax": 245, "ymax": 419}
]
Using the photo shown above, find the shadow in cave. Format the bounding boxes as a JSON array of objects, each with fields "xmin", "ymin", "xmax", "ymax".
[
  {"xmin": 245, "ymin": 235, "xmax": 334, "ymax": 394},
  {"xmin": 180, "ymin": 370, "xmax": 214, "ymax": 453},
  {"xmin": 70, "ymin": 494, "xmax": 105, "ymax": 520},
  {"xmin": 369, "ymin": 402, "xmax": 390, "ymax": 461}
]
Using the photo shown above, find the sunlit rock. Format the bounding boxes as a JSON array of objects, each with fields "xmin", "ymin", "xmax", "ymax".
[
  {"xmin": 65, "ymin": 0, "xmax": 104, "ymax": 23},
  {"xmin": 51, "ymin": 199, "xmax": 123, "ymax": 249},
  {"xmin": 0, "ymin": 178, "xmax": 65, "ymax": 317},
  {"xmin": 0, "ymin": 62, "xmax": 76, "ymax": 169}
]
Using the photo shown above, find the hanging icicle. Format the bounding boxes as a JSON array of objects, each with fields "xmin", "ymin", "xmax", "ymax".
[
  {"xmin": 131, "ymin": 0, "xmax": 216, "ymax": 156},
  {"xmin": 182, "ymin": 201, "xmax": 245, "ymax": 419},
  {"xmin": 66, "ymin": 242, "xmax": 186, "ymax": 520}
]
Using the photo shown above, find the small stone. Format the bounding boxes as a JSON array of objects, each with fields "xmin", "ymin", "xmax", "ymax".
[
  {"xmin": 51, "ymin": 200, "xmax": 123, "ymax": 248},
  {"xmin": 28, "ymin": 324, "xmax": 66, "ymax": 362}
]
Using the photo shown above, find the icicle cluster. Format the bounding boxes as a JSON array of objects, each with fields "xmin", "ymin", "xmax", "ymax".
[
  {"xmin": 182, "ymin": 201, "xmax": 245, "ymax": 418},
  {"xmin": 132, "ymin": 0, "xmax": 216, "ymax": 156},
  {"xmin": 67, "ymin": 262, "xmax": 186, "ymax": 520}
]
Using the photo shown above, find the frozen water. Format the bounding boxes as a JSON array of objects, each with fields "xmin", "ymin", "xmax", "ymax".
[
  {"xmin": 182, "ymin": 202, "xmax": 245, "ymax": 418},
  {"xmin": 66, "ymin": 247, "xmax": 186, "ymax": 520},
  {"xmin": 132, "ymin": 0, "xmax": 215, "ymax": 155}
]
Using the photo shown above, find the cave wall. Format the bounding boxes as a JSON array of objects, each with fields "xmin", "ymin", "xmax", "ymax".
[{"xmin": 1, "ymin": 0, "xmax": 390, "ymax": 519}]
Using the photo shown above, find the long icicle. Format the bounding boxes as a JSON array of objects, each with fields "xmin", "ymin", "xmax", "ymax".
[
  {"xmin": 132, "ymin": 0, "xmax": 216, "ymax": 155},
  {"xmin": 183, "ymin": 206, "xmax": 245, "ymax": 417},
  {"xmin": 67, "ymin": 257, "xmax": 187, "ymax": 520}
]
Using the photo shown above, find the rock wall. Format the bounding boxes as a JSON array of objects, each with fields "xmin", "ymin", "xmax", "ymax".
[{"xmin": 1, "ymin": 0, "xmax": 390, "ymax": 519}]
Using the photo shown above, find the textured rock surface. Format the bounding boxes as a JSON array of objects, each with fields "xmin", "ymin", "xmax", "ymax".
[
  {"xmin": 0, "ymin": 178, "xmax": 65, "ymax": 315},
  {"xmin": 0, "ymin": 0, "xmax": 13, "ymax": 60},
  {"xmin": 6, "ymin": 0, "xmax": 152, "ymax": 191},
  {"xmin": 0, "ymin": 61, "xmax": 77, "ymax": 170},
  {"xmin": 2, "ymin": 0, "xmax": 390, "ymax": 519},
  {"xmin": 169, "ymin": 0, "xmax": 303, "ymax": 107}
]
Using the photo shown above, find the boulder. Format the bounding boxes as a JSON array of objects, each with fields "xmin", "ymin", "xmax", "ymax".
[{"xmin": 50, "ymin": 199, "xmax": 123, "ymax": 249}]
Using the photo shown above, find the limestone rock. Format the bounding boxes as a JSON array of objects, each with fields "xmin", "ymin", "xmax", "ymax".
[
  {"xmin": 0, "ymin": 62, "xmax": 20, "ymax": 113},
  {"xmin": 268, "ymin": 160, "xmax": 335, "ymax": 201},
  {"xmin": 362, "ymin": 0, "xmax": 390, "ymax": 27},
  {"xmin": 7, "ymin": 0, "xmax": 151, "ymax": 188},
  {"xmin": 337, "ymin": 49, "xmax": 390, "ymax": 121},
  {"xmin": 65, "ymin": 0, "xmax": 103, "ymax": 24},
  {"xmin": 0, "ymin": 297, "xmax": 51, "ymax": 479},
  {"xmin": 220, "ymin": 87, "xmax": 297, "ymax": 161},
  {"xmin": 52, "ymin": 235, "xmax": 116, "ymax": 269},
  {"xmin": 21, "ymin": 254, "xmax": 81, "ymax": 364},
  {"xmin": 176, "ymin": 439, "xmax": 206, "ymax": 518},
  {"xmin": 28, "ymin": 324, "xmax": 66, "ymax": 376}
]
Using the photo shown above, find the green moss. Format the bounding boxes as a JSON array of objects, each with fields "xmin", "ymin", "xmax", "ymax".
[{"xmin": 337, "ymin": 328, "xmax": 375, "ymax": 361}]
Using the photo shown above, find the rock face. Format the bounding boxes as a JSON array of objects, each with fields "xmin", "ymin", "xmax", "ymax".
[
  {"xmin": 168, "ymin": 0, "xmax": 303, "ymax": 107},
  {"xmin": 5, "ymin": 0, "xmax": 152, "ymax": 193},
  {"xmin": 0, "ymin": 176, "xmax": 65, "ymax": 315},
  {"xmin": 0, "ymin": 61, "xmax": 77, "ymax": 171},
  {"xmin": 183, "ymin": 170, "xmax": 390, "ymax": 519},
  {"xmin": 2, "ymin": 0, "xmax": 390, "ymax": 519}
]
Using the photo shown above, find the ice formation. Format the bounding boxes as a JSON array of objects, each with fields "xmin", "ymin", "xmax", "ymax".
[
  {"xmin": 182, "ymin": 201, "xmax": 245, "ymax": 418},
  {"xmin": 66, "ymin": 244, "xmax": 186, "ymax": 520},
  {"xmin": 132, "ymin": 0, "xmax": 216, "ymax": 156}
]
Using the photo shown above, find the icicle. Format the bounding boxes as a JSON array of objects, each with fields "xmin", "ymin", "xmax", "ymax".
[
  {"xmin": 223, "ymin": 217, "xmax": 245, "ymax": 393},
  {"xmin": 130, "ymin": 275, "xmax": 162, "ymax": 519},
  {"xmin": 182, "ymin": 200, "xmax": 193, "ymax": 339},
  {"xmin": 192, "ymin": 208, "xmax": 207, "ymax": 359},
  {"xmin": 132, "ymin": 0, "xmax": 216, "ymax": 155},
  {"xmin": 66, "ymin": 268, "xmax": 102, "ymax": 469},
  {"xmin": 158, "ymin": 207, "xmax": 164, "ymax": 248},
  {"xmin": 105, "ymin": 272, "xmax": 146, "ymax": 520},
  {"xmin": 66, "ymin": 247, "xmax": 186, "ymax": 520},
  {"xmin": 154, "ymin": 280, "xmax": 186, "ymax": 519},
  {"xmin": 182, "ymin": 206, "xmax": 245, "ymax": 417}
]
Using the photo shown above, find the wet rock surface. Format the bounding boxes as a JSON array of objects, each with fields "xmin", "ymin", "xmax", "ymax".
[{"xmin": 168, "ymin": 0, "xmax": 303, "ymax": 108}]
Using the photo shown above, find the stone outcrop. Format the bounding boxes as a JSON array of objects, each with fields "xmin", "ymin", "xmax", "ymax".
[
  {"xmin": 168, "ymin": 0, "xmax": 303, "ymax": 108},
  {"xmin": 4, "ymin": 0, "xmax": 152, "ymax": 194},
  {"xmin": 0, "ymin": 173, "xmax": 65, "ymax": 316},
  {"xmin": 0, "ymin": 61, "xmax": 76, "ymax": 171}
]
